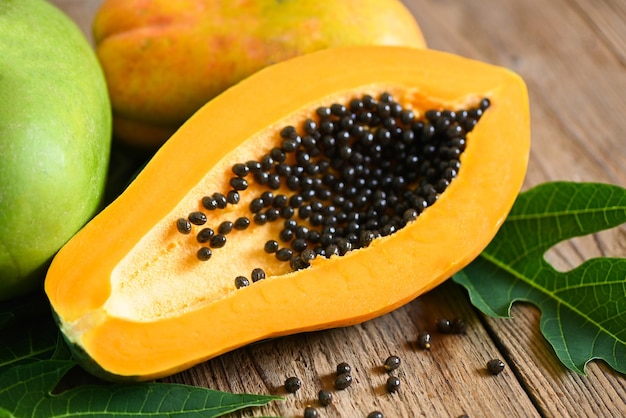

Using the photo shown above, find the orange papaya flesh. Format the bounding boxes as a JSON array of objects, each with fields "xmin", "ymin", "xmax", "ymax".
[{"xmin": 45, "ymin": 46, "xmax": 530, "ymax": 381}]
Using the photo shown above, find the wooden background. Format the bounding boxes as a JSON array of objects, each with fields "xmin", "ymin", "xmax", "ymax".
[{"xmin": 51, "ymin": 0, "xmax": 625, "ymax": 417}]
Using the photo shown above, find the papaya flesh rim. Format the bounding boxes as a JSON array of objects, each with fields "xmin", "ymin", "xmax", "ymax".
[{"xmin": 45, "ymin": 46, "xmax": 530, "ymax": 380}]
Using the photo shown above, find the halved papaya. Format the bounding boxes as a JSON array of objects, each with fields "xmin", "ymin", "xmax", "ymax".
[{"xmin": 45, "ymin": 46, "xmax": 530, "ymax": 381}]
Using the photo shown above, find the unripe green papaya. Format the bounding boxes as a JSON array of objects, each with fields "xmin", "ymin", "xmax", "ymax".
[{"xmin": 0, "ymin": 0, "xmax": 112, "ymax": 300}]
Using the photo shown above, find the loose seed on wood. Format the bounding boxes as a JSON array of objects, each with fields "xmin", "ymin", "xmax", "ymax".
[
  {"xmin": 284, "ymin": 376, "xmax": 302, "ymax": 393},
  {"xmin": 304, "ymin": 406, "xmax": 319, "ymax": 418},
  {"xmin": 318, "ymin": 389, "xmax": 333, "ymax": 406},
  {"xmin": 334, "ymin": 372, "xmax": 352, "ymax": 390},
  {"xmin": 451, "ymin": 317, "xmax": 468, "ymax": 334},
  {"xmin": 417, "ymin": 332, "xmax": 432, "ymax": 350},
  {"xmin": 336, "ymin": 362, "xmax": 351, "ymax": 375},
  {"xmin": 436, "ymin": 318, "xmax": 452, "ymax": 334},
  {"xmin": 487, "ymin": 358, "xmax": 505, "ymax": 375},
  {"xmin": 386, "ymin": 375, "xmax": 401, "ymax": 393},
  {"xmin": 383, "ymin": 355, "xmax": 401, "ymax": 372}
]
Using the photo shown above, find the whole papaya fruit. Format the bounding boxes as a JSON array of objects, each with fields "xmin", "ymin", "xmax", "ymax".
[
  {"xmin": 0, "ymin": 0, "xmax": 112, "ymax": 301},
  {"xmin": 93, "ymin": 0, "xmax": 426, "ymax": 150}
]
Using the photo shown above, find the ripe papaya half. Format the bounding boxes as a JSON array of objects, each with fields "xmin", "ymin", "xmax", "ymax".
[{"xmin": 45, "ymin": 46, "xmax": 530, "ymax": 381}]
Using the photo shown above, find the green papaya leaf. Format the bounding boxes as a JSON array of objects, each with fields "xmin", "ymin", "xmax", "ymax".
[
  {"xmin": 453, "ymin": 182, "xmax": 626, "ymax": 375},
  {"xmin": 0, "ymin": 407, "xmax": 15, "ymax": 418},
  {"xmin": 0, "ymin": 360, "xmax": 281, "ymax": 418}
]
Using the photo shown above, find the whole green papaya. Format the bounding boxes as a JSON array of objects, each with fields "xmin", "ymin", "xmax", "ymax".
[{"xmin": 0, "ymin": 0, "xmax": 112, "ymax": 300}]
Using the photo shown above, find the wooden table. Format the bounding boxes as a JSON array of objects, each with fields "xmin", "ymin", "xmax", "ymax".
[{"xmin": 51, "ymin": 0, "xmax": 626, "ymax": 417}]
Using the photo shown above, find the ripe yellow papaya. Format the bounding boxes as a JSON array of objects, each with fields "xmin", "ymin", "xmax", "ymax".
[
  {"xmin": 45, "ymin": 46, "xmax": 530, "ymax": 381},
  {"xmin": 93, "ymin": 0, "xmax": 426, "ymax": 149}
]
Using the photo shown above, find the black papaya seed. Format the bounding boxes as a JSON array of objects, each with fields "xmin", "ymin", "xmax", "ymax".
[
  {"xmin": 487, "ymin": 358, "xmax": 505, "ymax": 375},
  {"xmin": 284, "ymin": 376, "xmax": 301, "ymax": 393},
  {"xmin": 383, "ymin": 355, "xmax": 401, "ymax": 372},
  {"xmin": 334, "ymin": 372, "xmax": 352, "ymax": 390}
]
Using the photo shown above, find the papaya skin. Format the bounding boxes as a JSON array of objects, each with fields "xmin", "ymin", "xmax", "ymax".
[
  {"xmin": 45, "ymin": 46, "xmax": 530, "ymax": 381},
  {"xmin": 93, "ymin": 0, "xmax": 426, "ymax": 149},
  {"xmin": 0, "ymin": 0, "xmax": 112, "ymax": 301}
]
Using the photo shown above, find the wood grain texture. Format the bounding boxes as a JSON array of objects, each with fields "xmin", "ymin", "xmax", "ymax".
[
  {"xmin": 48, "ymin": 0, "xmax": 626, "ymax": 417},
  {"xmin": 165, "ymin": 282, "xmax": 541, "ymax": 418}
]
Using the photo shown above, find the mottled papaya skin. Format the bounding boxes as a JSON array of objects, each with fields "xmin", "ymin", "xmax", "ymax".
[
  {"xmin": 0, "ymin": 0, "xmax": 112, "ymax": 301},
  {"xmin": 93, "ymin": 0, "xmax": 426, "ymax": 149}
]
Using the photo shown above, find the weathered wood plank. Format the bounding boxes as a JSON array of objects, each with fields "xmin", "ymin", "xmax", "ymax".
[
  {"xmin": 165, "ymin": 283, "xmax": 541, "ymax": 417},
  {"xmin": 569, "ymin": 0, "xmax": 626, "ymax": 65}
]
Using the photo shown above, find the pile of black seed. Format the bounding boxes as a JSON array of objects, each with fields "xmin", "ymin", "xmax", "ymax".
[{"xmin": 176, "ymin": 92, "xmax": 490, "ymax": 286}]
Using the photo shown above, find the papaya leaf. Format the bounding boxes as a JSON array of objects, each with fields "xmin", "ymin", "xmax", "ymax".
[
  {"xmin": 453, "ymin": 182, "xmax": 626, "ymax": 375},
  {"xmin": 0, "ymin": 360, "xmax": 282, "ymax": 418},
  {"xmin": 0, "ymin": 408, "xmax": 15, "ymax": 418}
]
